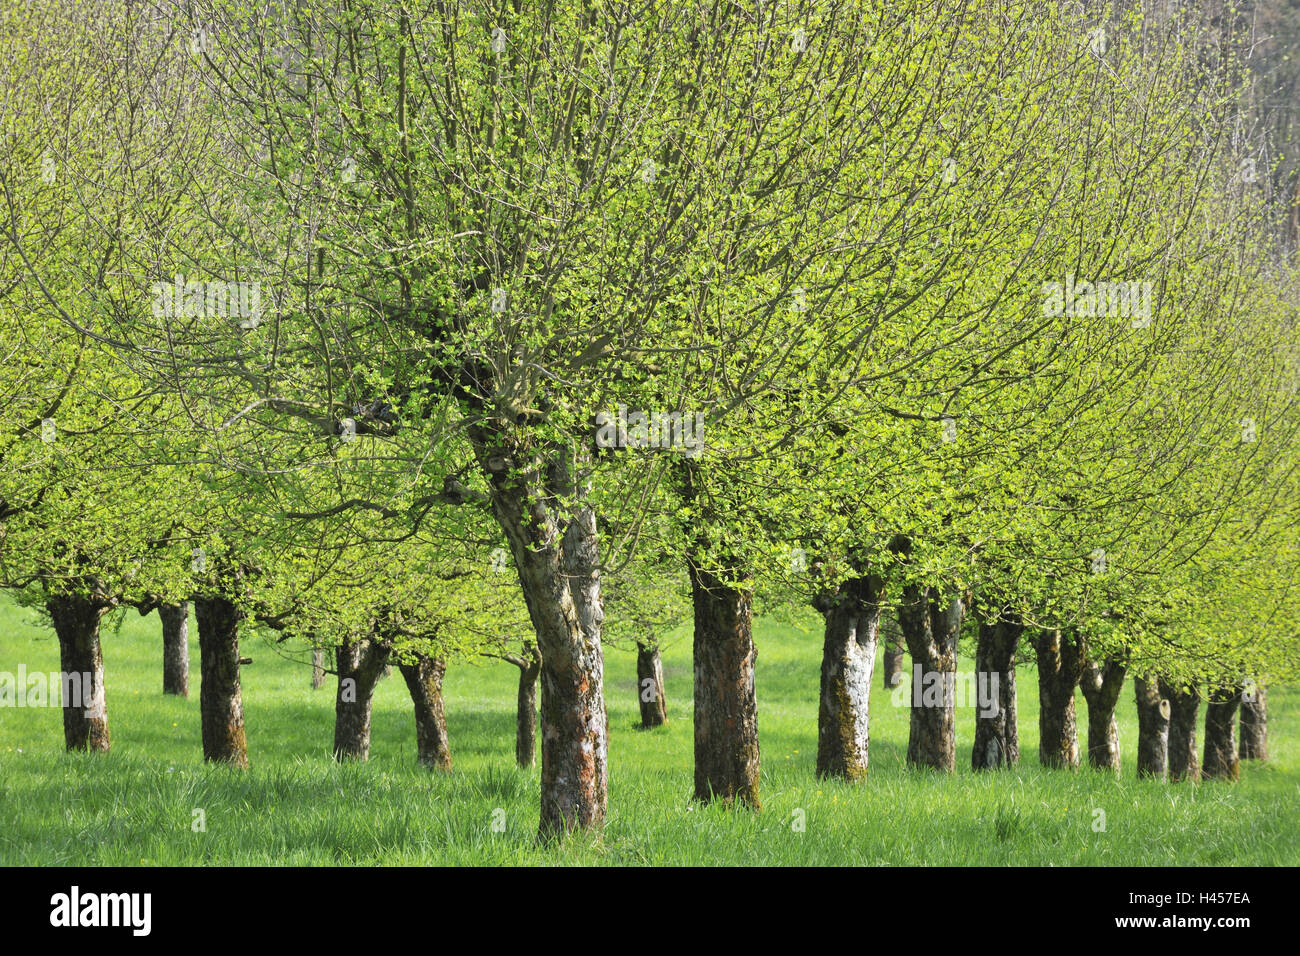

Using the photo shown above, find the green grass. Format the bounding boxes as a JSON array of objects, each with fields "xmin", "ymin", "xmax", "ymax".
[{"xmin": 1, "ymin": 594, "xmax": 1296, "ymax": 865}]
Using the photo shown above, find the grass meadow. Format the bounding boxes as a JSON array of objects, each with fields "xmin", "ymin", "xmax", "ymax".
[{"xmin": 1, "ymin": 594, "xmax": 1296, "ymax": 865}]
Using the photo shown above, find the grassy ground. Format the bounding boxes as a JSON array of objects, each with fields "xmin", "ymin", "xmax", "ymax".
[{"xmin": 1, "ymin": 594, "xmax": 1296, "ymax": 865}]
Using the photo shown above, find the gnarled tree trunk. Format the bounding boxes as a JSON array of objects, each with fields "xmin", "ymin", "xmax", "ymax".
[
  {"xmin": 159, "ymin": 602, "xmax": 190, "ymax": 697},
  {"xmin": 1239, "ymin": 683, "xmax": 1267, "ymax": 761},
  {"xmin": 636, "ymin": 640, "xmax": 668, "ymax": 728},
  {"xmin": 879, "ymin": 606, "xmax": 905, "ymax": 690},
  {"xmin": 1035, "ymin": 628, "xmax": 1084, "ymax": 769},
  {"xmin": 899, "ymin": 585, "xmax": 962, "ymax": 772},
  {"xmin": 1134, "ymin": 676, "xmax": 1169, "ymax": 781},
  {"xmin": 688, "ymin": 557, "xmax": 760, "ymax": 807},
  {"xmin": 1203, "ymin": 686, "xmax": 1241, "ymax": 781},
  {"xmin": 475, "ymin": 426, "xmax": 609, "ymax": 838},
  {"xmin": 517, "ymin": 504, "xmax": 609, "ymax": 836},
  {"xmin": 814, "ymin": 574, "xmax": 881, "ymax": 780},
  {"xmin": 399, "ymin": 654, "xmax": 451, "ymax": 771},
  {"xmin": 1080, "ymin": 656, "xmax": 1126, "ymax": 774},
  {"xmin": 193, "ymin": 595, "xmax": 249, "ymax": 768},
  {"xmin": 1161, "ymin": 680, "xmax": 1200, "ymax": 782},
  {"xmin": 333, "ymin": 633, "xmax": 393, "ymax": 761},
  {"xmin": 46, "ymin": 594, "xmax": 111, "ymax": 753},
  {"xmin": 972, "ymin": 612, "xmax": 1021, "ymax": 770}
]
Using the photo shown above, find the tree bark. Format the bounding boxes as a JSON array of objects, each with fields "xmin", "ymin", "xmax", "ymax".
[
  {"xmin": 333, "ymin": 633, "xmax": 393, "ymax": 761},
  {"xmin": 514, "ymin": 647, "xmax": 541, "ymax": 768},
  {"xmin": 635, "ymin": 640, "xmax": 668, "ymax": 728},
  {"xmin": 475, "ymin": 430, "xmax": 608, "ymax": 838},
  {"xmin": 1134, "ymin": 676, "xmax": 1169, "ymax": 781},
  {"xmin": 399, "ymin": 654, "xmax": 451, "ymax": 771},
  {"xmin": 972, "ymin": 613, "xmax": 1021, "ymax": 770},
  {"xmin": 1034, "ymin": 628, "xmax": 1084, "ymax": 769},
  {"xmin": 879, "ymin": 606, "xmax": 905, "ymax": 690},
  {"xmin": 899, "ymin": 585, "xmax": 961, "ymax": 773},
  {"xmin": 1161, "ymin": 680, "xmax": 1200, "ymax": 782},
  {"xmin": 1080, "ymin": 656, "xmax": 1126, "ymax": 774},
  {"xmin": 1239, "ymin": 683, "xmax": 1267, "ymax": 761},
  {"xmin": 159, "ymin": 602, "xmax": 190, "ymax": 697},
  {"xmin": 1203, "ymin": 686, "xmax": 1241, "ymax": 781},
  {"xmin": 45, "ymin": 594, "xmax": 111, "ymax": 753},
  {"xmin": 688, "ymin": 557, "xmax": 760, "ymax": 807},
  {"xmin": 193, "ymin": 595, "xmax": 249, "ymax": 768},
  {"xmin": 814, "ymin": 575, "xmax": 881, "ymax": 780},
  {"xmin": 311, "ymin": 647, "xmax": 326, "ymax": 689}
]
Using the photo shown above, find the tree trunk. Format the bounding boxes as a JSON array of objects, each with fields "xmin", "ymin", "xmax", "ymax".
[
  {"xmin": 515, "ymin": 649, "xmax": 540, "ymax": 768},
  {"xmin": 1239, "ymin": 683, "xmax": 1267, "ymax": 761},
  {"xmin": 972, "ymin": 613, "xmax": 1021, "ymax": 770},
  {"xmin": 399, "ymin": 655, "xmax": 451, "ymax": 771},
  {"xmin": 688, "ymin": 556, "xmax": 760, "ymax": 807},
  {"xmin": 879, "ymin": 606, "xmax": 905, "ymax": 690},
  {"xmin": 899, "ymin": 585, "xmax": 961, "ymax": 772},
  {"xmin": 1034, "ymin": 628, "xmax": 1084, "ymax": 769},
  {"xmin": 1080, "ymin": 657, "xmax": 1126, "ymax": 774},
  {"xmin": 45, "ymin": 594, "xmax": 111, "ymax": 753},
  {"xmin": 1161, "ymin": 680, "xmax": 1200, "ymax": 782},
  {"xmin": 193, "ymin": 595, "xmax": 249, "ymax": 768},
  {"xmin": 311, "ymin": 647, "xmax": 326, "ymax": 689},
  {"xmin": 476, "ymin": 431, "xmax": 609, "ymax": 838},
  {"xmin": 1203, "ymin": 686, "xmax": 1241, "ymax": 781},
  {"xmin": 333, "ymin": 634, "xmax": 393, "ymax": 761},
  {"xmin": 1134, "ymin": 676, "xmax": 1169, "ymax": 781},
  {"xmin": 159, "ymin": 602, "xmax": 190, "ymax": 697},
  {"xmin": 635, "ymin": 640, "xmax": 668, "ymax": 728},
  {"xmin": 814, "ymin": 575, "xmax": 881, "ymax": 780}
]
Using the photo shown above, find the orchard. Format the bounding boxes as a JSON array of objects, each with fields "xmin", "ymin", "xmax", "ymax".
[{"xmin": 0, "ymin": 0, "xmax": 1297, "ymax": 868}]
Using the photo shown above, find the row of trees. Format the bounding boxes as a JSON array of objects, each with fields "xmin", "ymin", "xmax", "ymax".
[{"xmin": 1, "ymin": 0, "xmax": 1297, "ymax": 838}]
